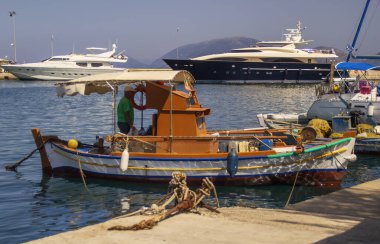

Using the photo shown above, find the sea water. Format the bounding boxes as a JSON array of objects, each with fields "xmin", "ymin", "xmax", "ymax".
[{"xmin": 0, "ymin": 81, "xmax": 379, "ymax": 243}]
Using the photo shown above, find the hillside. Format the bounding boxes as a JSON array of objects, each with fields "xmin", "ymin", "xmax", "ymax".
[{"xmin": 150, "ymin": 37, "xmax": 259, "ymax": 68}]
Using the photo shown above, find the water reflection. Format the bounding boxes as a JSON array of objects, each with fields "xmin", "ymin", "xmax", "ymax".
[{"xmin": 0, "ymin": 82, "xmax": 379, "ymax": 243}]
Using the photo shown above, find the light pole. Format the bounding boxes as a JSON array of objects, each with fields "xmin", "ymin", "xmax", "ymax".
[{"xmin": 9, "ymin": 11, "xmax": 17, "ymax": 63}]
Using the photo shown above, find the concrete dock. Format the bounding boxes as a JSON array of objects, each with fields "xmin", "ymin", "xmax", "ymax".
[{"xmin": 29, "ymin": 179, "xmax": 380, "ymax": 244}]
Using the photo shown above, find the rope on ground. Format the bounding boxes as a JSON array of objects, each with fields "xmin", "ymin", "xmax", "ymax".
[
  {"xmin": 5, "ymin": 138, "xmax": 51, "ymax": 171},
  {"xmin": 108, "ymin": 172, "xmax": 220, "ymax": 231}
]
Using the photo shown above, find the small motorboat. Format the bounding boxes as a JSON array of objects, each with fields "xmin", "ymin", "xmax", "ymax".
[{"xmin": 32, "ymin": 69, "xmax": 356, "ymax": 186}]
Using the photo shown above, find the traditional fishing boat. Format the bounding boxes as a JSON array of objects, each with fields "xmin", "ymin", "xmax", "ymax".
[{"xmin": 32, "ymin": 69, "xmax": 356, "ymax": 186}]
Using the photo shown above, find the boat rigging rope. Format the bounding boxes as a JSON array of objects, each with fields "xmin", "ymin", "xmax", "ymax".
[{"xmin": 5, "ymin": 138, "xmax": 52, "ymax": 171}]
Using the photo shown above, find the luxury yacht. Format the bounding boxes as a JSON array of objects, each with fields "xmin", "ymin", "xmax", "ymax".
[
  {"xmin": 164, "ymin": 22, "xmax": 338, "ymax": 84},
  {"xmin": 2, "ymin": 44, "xmax": 128, "ymax": 81}
]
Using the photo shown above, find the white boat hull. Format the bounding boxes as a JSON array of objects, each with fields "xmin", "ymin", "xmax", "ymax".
[
  {"xmin": 43, "ymin": 137, "xmax": 356, "ymax": 186},
  {"xmin": 3, "ymin": 65, "xmax": 125, "ymax": 81},
  {"xmin": 307, "ymin": 92, "xmax": 380, "ymax": 124}
]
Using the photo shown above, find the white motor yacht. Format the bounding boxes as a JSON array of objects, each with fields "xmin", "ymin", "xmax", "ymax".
[{"xmin": 2, "ymin": 44, "xmax": 128, "ymax": 81}]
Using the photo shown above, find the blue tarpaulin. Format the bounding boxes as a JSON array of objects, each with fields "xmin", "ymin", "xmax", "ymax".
[{"xmin": 335, "ymin": 62, "xmax": 380, "ymax": 71}]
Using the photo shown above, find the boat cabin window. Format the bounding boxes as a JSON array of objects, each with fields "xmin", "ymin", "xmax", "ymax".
[
  {"xmin": 91, "ymin": 63, "xmax": 103, "ymax": 67},
  {"xmin": 230, "ymin": 50, "xmax": 262, "ymax": 53},
  {"xmin": 260, "ymin": 58, "xmax": 303, "ymax": 63},
  {"xmin": 196, "ymin": 116, "xmax": 204, "ymax": 130},
  {"xmin": 49, "ymin": 58, "xmax": 69, "ymax": 61},
  {"xmin": 76, "ymin": 62, "xmax": 88, "ymax": 67},
  {"xmin": 206, "ymin": 58, "xmax": 248, "ymax": 61}
]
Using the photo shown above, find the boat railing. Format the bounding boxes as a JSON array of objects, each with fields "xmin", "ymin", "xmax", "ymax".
[
  {"xmin": 301, "ymin": 48, "xmax": 335, "ymax": 54},
  {"xmin": 105, "ymin": 133, "xmax": 289, "ymax": 154}
]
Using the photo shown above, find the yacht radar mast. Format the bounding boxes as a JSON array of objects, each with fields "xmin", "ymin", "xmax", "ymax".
[{"xmin": 256, "ymin": 21, "xmax": 313, "ymax": 47}]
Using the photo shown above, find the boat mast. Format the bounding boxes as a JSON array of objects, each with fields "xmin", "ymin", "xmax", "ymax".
[
  {"xmin": 105, "ymin": 81, "xmax": 117, "ymax": 134},
  {"xmin": 346, "ymin": 0, "xmax": 371, "ymax": 62}
]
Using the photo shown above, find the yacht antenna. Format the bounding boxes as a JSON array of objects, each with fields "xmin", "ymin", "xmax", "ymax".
[
  {"xmin": 346, "ymin": 0, "xmax": 371, "ymax": 62},
  {"xmin": 50, "ymin": 34, "xmax": 54, "ymax": 56}
]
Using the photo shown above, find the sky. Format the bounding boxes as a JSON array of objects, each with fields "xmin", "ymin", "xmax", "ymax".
[{"xmin": 0, "ymin": 0, "xmax": 379, "ymax": 64}]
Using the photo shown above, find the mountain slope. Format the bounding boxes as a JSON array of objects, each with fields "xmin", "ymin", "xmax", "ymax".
[{"xmin": 150, "ymin": 37, "xmax": 259, "ymax": 68}]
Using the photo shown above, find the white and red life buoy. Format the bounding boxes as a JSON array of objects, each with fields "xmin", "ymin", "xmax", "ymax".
[{"xmin": 132, "ymin": 85, "xmax": 147, "ymax": 110}]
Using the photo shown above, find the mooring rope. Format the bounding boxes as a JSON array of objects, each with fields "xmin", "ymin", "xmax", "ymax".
[
  {"xmin": 5, "ymin": 138, "xmax": 51, "ymax": 171},
  {"xmin": 76, "ymin": 151, "xmax": 88, "ymax": 191},
  {"xmin": 284, "ymin": 169, "xmax": 300, "ymax": 208}
]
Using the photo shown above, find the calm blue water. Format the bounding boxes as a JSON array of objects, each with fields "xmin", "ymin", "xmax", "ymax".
[{"xmin": 1, "ymin": 80, "xmax": 379, "ymax": 243}]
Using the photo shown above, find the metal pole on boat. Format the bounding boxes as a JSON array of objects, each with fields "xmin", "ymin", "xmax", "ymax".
[
  {"xmin": 329, "ymin": 61, "xmax": 335, "ymax": 85},
  {"xmin": 346, "ymin": 0, "xmax": 371, "ymax": 62},
  {"xmin": 106, "ymin": 81, "xmax": 117, "ymax": 134},
  {"xmin": 169, "ymin": 83, "xmax": 173, "ymax": 153}
]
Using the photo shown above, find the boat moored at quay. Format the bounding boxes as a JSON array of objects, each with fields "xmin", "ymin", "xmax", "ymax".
[
  {"xmin": 32, "ymin": 69, "xmax": 356, "ymax": 187},
  {"xmin": 164, "ymin": 22, "xmax": 337, "ymax": 84}
]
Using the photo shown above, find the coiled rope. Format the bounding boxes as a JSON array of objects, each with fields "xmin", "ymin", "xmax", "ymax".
[{"xmin": 108, "ymin": 172, "xmax": 220, "ymax": 231}]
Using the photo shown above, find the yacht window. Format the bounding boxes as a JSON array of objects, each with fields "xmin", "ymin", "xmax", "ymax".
[
  {"xmin": 76, "ymin": 62, "xmax": 87, "ymax": 67},
  {"xmin": 207, "ymin": 58, "xmax": 247, "ymax": 62},
  {"xmin": 91, "ymin": 63, "xmax": 103, "ymax": 67},
  {"xmin": 261, "ymin": 58, "xmax": 303, "ymax": 63},
  {"xmin": 231, "ymin": 50, "xmax": 262, "ymax": 53},
  {"xmin": 49, "ymin": 58, "xmax": 69, "ymax": 61}
]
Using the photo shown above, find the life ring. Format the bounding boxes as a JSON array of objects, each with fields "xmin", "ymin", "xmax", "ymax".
[{"xmin": 132, "ymin": 85, "xmax": 147, "ymax": 110}]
